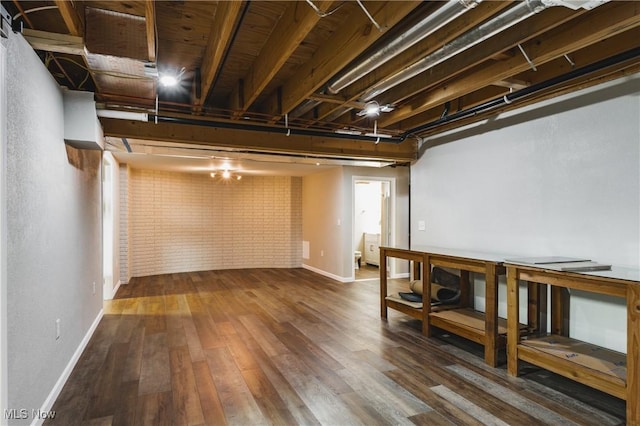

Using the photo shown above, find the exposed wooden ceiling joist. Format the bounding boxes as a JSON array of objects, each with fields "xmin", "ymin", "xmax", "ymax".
[
  {"xmin": 53, "ymin": 0, "xmax": 84, "ymax": 37},
  {"xmin": 197, "ymin": 0, "xmax": 246, "ymax": 108},
  {"xmin": 380, "ymin": 1, "xmax": 640, "ymax": 128},
  {"xmin": 228, "ymin": 0, "xmax": 336, "ymax": 114},
  {"xmin": 261, "ymin": 1, "xmax": 421, "ymax": 119},
  {"xmin": 144, "ymin": 0, "xmax": 156, "ymax": 62}
]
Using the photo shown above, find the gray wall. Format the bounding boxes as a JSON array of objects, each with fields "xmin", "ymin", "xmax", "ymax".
[
  {"xmin": 410, "ymin": 74, "xmax": 640, "ymax": 353},
  {"xmin": 302, "ymin": 165, "xmax": 410, "ymax": 281},
  {"xmin": 6, "ymin": 33, "xmax": 102, "ymax": 422}
]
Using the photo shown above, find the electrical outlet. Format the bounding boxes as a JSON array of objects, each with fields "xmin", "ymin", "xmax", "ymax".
[
  {"xmin": 321, "ymin": 250, "xmax": 324, "ymax": 257},
  {"xmin": 92, "ymin": 281, "xmax": 96, "ymax": 295},
  {"xmin": 55, "ymin": 319, "xmax": 61, "ymax": 340}
]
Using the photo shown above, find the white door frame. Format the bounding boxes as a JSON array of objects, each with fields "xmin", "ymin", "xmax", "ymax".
[
  {"xmin": 352, "ymin": 176, "xmax": 397, "ymax": 279},
  {"xmin": 102, "ymin": 155, "xmax": 114, "ymax": 300}
]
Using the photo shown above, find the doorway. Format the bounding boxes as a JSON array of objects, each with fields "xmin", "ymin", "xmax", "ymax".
[{"xmin": 353, "ymin": 178, "xmax": 393, "ymax": 281}]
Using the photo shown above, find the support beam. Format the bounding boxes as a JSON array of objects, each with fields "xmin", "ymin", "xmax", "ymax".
[
  {"xmin": 99, "ymin": 117, "xmax": 417, "ymax": 162},
  {"xmin": 22, "ymin": 29, "xmax": 85, "ymax": 57},
  {"xmin": 198, "ymin": 1, "xmax": 245, "ymax": 108},
  {"xmin": 145, "ymin": 0, "xmax": 156, "ymax": 62},
  {"xmin": 53, "ymin": 0, "xmax": 84, "ymax": 37}
]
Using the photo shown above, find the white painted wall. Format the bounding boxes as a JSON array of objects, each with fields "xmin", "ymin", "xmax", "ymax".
[
  {"xmin": 411, "ymin": 74, "xmax": 640, "ymax": 353},
  {"xmin": 5, "ymin": 33, "xmax": 103, "ymax": 424},
  {"xmin": 0, "ymin": 34, "xmax": 8, "ymax": 423}
]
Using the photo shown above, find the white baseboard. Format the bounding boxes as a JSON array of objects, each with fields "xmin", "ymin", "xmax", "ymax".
[
  {"xmin": 32, "ymin": 309, "xmax": 104, "ymax": 426},
  {"xmin": 302, "ymin": 264, "xmax": 351, "ymax": 283},
  {"xmin": 111, "ymin": 280, "xmax": 122, "ymax": 299},
  {"xmin": 390, "ymin": 272, "xmax": 410, "ymax": 279}
]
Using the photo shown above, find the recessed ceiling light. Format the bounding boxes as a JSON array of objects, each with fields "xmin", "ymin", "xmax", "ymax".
[{"xmin": 159, "ymin": 75, "xmax": 178, "ymax": 87}]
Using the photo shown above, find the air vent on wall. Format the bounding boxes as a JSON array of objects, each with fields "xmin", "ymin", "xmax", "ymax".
[{"xmin": 63, "ymin": 90, "xmax": 105, "ymax": 150}]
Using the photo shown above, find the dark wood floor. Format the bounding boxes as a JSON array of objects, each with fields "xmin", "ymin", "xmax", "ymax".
[{"xmin": 47, "ymin": 268, "xmax": 626, "ymax": 425}]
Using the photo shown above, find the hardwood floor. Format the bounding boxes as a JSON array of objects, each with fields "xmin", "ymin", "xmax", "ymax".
[
  {"xmin": 46, "ymin": 268, "xmax": 626, "ymax": 425},
  {"xmin": 355, "ymin": 264, "xmax": 380, "ymax": 280}
]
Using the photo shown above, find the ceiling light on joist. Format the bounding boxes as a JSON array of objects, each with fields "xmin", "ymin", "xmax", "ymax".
[
  {"xmin": 357, "ymin": 101, "xmax": 395, "ymax": 117},
  {"xmin": 159, "ymin": 67, "xmax": 186, "ymax": 88}
]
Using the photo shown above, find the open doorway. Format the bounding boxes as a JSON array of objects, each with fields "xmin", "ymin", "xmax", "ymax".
[{"xmin": 353, "ymin": 178, "xmax": 392, "ymax": 281}]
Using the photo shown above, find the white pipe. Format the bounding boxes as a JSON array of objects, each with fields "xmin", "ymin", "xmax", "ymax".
[
  {"xmin": 361, "ymin": 0, "xmax": 550, "ymax": 101},
  {"xmin": 96, "ymin": 109, "xmax": 149, "ymax": 122},
  {"xmin": 326, "ymin": 0, "xmax": 482, "ymax": 94},
  {"xmin": 361, "ymin": 0, "xmax": 610, "ymax": 102}
]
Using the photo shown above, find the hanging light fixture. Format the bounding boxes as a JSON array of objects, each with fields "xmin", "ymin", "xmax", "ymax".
[{"xmin": 210, "ymin": 169, "xmax": 242, "ymax": 181}]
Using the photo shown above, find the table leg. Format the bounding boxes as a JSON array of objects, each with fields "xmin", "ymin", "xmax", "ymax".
[
  {"xmin": 528, "ymin": 282, "xmax": 547, "ymax": 335},
  {"xmin": 380, "ymin": 249, "xmax": 388, "ymax": 319},
  {"xmin": 551, "ymin": 286, "xmax": 570, "ymax": 337},
  {"xmin": 507, "ymin": 266, "xmax": 520, "ymax": 376},
  {"xmin": 460, "ymin": 270, "xmax": 471, "ymax": 308},
  {"xmin": 422, "ymin": 255, "xmax": 432, "ymax": 336},
  {"xmin": 484, "ymin": 264, "xmax": 499, "ymax": 367}
]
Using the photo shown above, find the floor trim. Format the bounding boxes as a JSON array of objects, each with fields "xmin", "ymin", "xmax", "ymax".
[
  {"xmin": 32, "ymin": 309, "xmax": 104, "ymax": 426},
  {"xmin": 302, "ymin": 264, "xmax": 351, "ymax": 283}
]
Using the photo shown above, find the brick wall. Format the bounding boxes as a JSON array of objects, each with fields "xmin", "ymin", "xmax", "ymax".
[{"xmin": 128, "ymin": 169, "xmax": 302, "ymax": 276}]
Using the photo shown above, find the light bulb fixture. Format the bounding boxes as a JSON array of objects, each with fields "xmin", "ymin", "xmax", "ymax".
[
  {"xmin": 159, "ymin": 75, "xmax": 178, "ymax": 87},
  {"xmin": 158, "ymin": 67, "xmax": 186, "ymax": 88},
  {"xmin": 210, "ymin": 169, "xmax": 242, "ymax": 181},
  {"xmin": 357, "ymin": 100, "xmax": 395, "ymax": 117}
]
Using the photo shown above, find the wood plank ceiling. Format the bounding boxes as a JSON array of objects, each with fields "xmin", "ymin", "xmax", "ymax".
[{"xmin": 5, "ymin": 0, "xmax": 640, "ymax": 164}]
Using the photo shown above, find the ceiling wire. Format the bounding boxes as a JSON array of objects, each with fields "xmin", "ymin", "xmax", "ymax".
[
  {"xmin": 12, "ymin": 5, "xmax": 58, "ymax": 21},
  {"xmin": 304, "ymin": 0, "xmax": 345, "ymax": 18}
]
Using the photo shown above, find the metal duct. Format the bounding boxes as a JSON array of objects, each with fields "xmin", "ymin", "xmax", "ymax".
[
  {"xmin": 325, "ymin": 0, "xmax": 482, "ymax": 95},
  {"xmin": 361, "ymin": 0, "xmax": 610, "ymax": 101}
]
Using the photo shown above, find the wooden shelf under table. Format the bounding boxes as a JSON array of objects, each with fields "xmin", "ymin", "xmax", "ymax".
[
  {"xmin": 429, "ymin": 307, "xmax": 509, "ymax": 347},
  {"xmin": 517, "ymin": 334, "xmax": 626, "ymax": 400}
]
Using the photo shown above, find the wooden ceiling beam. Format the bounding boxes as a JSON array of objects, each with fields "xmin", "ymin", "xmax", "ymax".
[
  {"xmin": 403, "ymin": 29, "xmax": 640, "ymax": 137},
  {"xmin": 308, "ymin": 1, "xmax": 514, "ymax": 126},
  {"xmin": 376, "ymin": 6, "xmax": 581, "ymax": 107},
  {"xmin": 380, "ymin": 1, "xmax": 640, "ymax": 127},
  {"xmin": 418, "ymin": 61, "xmax": 640, "ymax": 140},
  {"xmin": 145, "ymin": 0, "xmax": 156, "ymax": 62},
  {"xmin": 262, "ymin": 1, "xmax": 421, "ymax": 119},
  {"xmin": 53, "ymin": 0, "xmax": 84, "ymax": 37},
  {"xmin": 198, "ymin": 1, "xmax": 245, "ymax": 108},
  {"xmin": 99, "ymin": 118, "xmax": 417, "ymax": 161},
  {"xmin": 22, "ymin": 29, "xmax": 85, "ymax": 56},
  {"xmin": 229, "ymin": 0, "xmax": 336, "ymax": 114}
]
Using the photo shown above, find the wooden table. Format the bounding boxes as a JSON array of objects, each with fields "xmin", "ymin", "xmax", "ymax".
[
  {"xmin": 506, "ymin": 264, "xmax": 640, "ymax": 425},
  {"xmin": 380, "ymin": 246, "xmax": 508, "ymax": 367}
]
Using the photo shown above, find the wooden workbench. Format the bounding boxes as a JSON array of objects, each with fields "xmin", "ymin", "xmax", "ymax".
[
  {"xmin": 380, "ymin": 245, "xmax": 508, "ymax": 367},
  {"xmin": 505, "ymin": 263, "xmax": 640, "ymax": 425}
]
